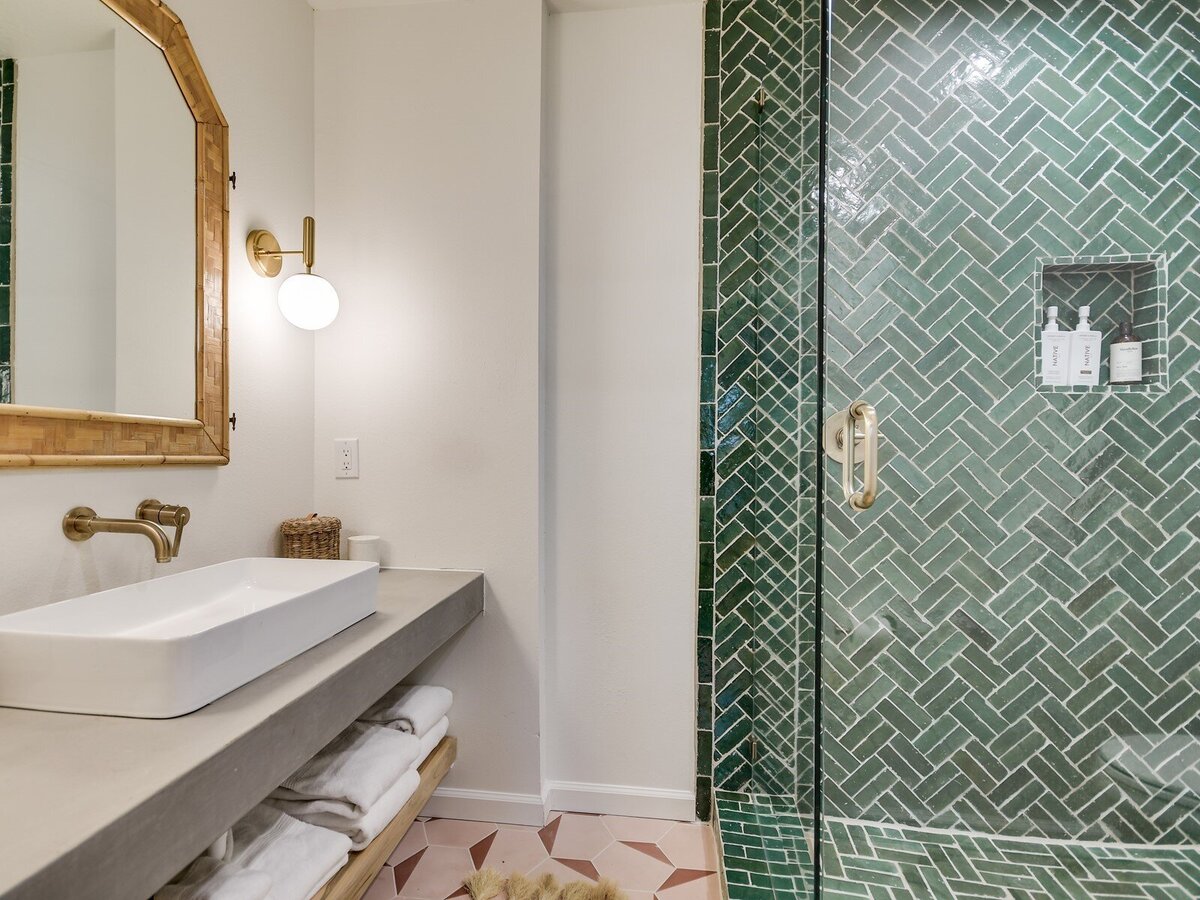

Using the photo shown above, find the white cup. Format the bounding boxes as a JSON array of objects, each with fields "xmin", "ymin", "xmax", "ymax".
[{"xmin": 348, "ymin": 534, "xmax": 382, "ymax": 565}]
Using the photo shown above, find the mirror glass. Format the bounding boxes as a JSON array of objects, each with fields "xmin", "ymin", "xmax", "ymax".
[{"xmin": 0, "ymin": 0, "xmax": 195, "ymax": 419}]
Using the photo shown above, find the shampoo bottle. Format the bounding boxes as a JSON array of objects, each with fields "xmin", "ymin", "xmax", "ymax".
[
  {"xmin": 1041, "ymin": 305, "xmax": 1070, "ymax": 387},
  {"xmin": 1109, "ymin": 321, "xmax": 1143, "ymax": 385},
  {"xmin": 1068, "ymin": 305, "xmax": 1101, "ymax": 387}
]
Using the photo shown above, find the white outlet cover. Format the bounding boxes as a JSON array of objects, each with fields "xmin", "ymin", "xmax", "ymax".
[{"xmin": 334, "ymin": 438, "xmax": 359, "ymax": 479}]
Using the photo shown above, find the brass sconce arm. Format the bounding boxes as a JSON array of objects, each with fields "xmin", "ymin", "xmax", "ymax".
[{"xmin": 247, "ymin": 216, "xmax": 317, "ymax": 277}]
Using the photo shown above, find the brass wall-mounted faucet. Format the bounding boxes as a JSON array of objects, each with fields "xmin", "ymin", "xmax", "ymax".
[{"xmin": 63, "ymin": 499, "xmax": 191, "ymax": 564}]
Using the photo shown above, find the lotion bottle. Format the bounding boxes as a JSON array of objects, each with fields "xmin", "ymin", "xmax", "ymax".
[
  {"xmin": 1109, "ymin": 321, "xmax": 1143, "ymax": 385},
  {"xmin": 1041, "ymin": 305, "xmax": 1070, "ymax": 387},
  {"xmin": 1068, "ymin": 305, "xmax": 1101, "ymax": 387}
]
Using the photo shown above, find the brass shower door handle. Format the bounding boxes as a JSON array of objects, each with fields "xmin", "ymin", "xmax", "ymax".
[{"xmin": 823, "ymin": 401, "xmax": 879, "ymax": 511}]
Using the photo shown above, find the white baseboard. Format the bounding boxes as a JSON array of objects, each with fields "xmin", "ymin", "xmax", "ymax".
[
  {"xmin": 422, "ymin": 782, "xmax": 697, "ymax": 826},
  {"xmin": 544, "ymin": 781, "xmax": 696, "ymax": 822},
  {"xmin": 422, "ymin": 787, "xmax": 547, "ymax": 826}
]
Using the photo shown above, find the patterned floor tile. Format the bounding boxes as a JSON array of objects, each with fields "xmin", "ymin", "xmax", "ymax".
[
  {"xmin": 603, "ymin": 815, "xmax": 675, "ymax": 844},
  {"xmin": 658, "ymin": 823, "xmax": 720, "ymax": 870},
  {"xmin": 593, "ymin": 842, "xmax": 675, "ymax": 892},
  {"xmin": 549, "ymin": 814, "xmax": 615, "ymax": 859},
  {"xmin": 389, "ymin": 822, "xmax": 430, "ymax": 867},
  {"xmin": 480, "ymin": 828, "xmax": 549, "ymax": 877},
  {"xmin": 364, "ymin": 865, "xmax": 398, "ymax": 900},
  {"xmin": 424, "ymin": 819, "xmax": 498, "ymax": 849},
  {"xmin": 657, "ymin": 873, "xmax": 723, "ymax": 900},
  {"xmin": 376, "ymin": 812, "xmax": 717, "ymax": 900},
  {"xmin": 396, "ymin": 845, "xmax": 474, "ymax": 900}
]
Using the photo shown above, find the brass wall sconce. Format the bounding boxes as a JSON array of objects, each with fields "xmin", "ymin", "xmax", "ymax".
[{"xmin": 246, "ymin": 216, "xmax": 340, "ymax": 330}]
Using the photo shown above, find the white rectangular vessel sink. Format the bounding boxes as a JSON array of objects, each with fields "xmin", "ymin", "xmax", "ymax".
[{"xmin": 0, "ymin": 558, "xmax": 378, "ymax": 718}]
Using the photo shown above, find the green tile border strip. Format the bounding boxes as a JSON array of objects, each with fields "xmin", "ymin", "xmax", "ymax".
[
  {"xmin": 0, "ymin": 58, "xmax": 13, "ymax": 403},
  {"xmin": 696, "ymin": 0, "xmax": 721, "ymax": 823}
]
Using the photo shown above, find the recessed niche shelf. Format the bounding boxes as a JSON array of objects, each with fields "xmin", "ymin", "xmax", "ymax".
[{"xmin": 1032, "ymin": 254, "xmax": 1169, "ymax": 394}]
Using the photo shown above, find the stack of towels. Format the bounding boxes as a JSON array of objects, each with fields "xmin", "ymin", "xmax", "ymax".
[
  {"xmin": 156, "ymin": 807, "xmax": 351, "ymax": 900},
  {"xmin": 156, "ymin": 685, "xmax": 454, "ymax": 900},
  {"xmin": 266, "ymin": 681, "xmax": 453, "ymax": 851}
]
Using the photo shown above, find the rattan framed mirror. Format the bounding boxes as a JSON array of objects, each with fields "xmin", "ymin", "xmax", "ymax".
[{"xmin": 0, "ymin": 0, "xmax": 228, "ymax": 467}]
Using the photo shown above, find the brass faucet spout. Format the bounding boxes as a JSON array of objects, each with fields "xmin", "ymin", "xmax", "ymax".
[{"xmin": 63, "ymin": 508, "xmax": 173, "ymax": 563}]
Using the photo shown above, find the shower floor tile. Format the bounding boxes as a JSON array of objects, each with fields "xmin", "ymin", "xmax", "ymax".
[
  {"xmin": 714, "ymin": 792, "xmax": 1200, "ymax": 899},
  {"xmin": 715, "ymin": 791, "xmax": 814, "ymax": 900},
  {"xmin": 822, "ymin": 818, "xmax": 1200, "ymax": 899}
]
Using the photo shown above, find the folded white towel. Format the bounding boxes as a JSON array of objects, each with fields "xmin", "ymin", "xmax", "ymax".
[
  {"xmin": 286, "ymin": 766, "xmax": 422, "ymax": 851},
  {"xmin": 232, "ymin": 804, "xmax": 351, "ymax": 900},
  {"xmin": 202, "ymin": 830, "xmax": 234, "ymax": 864},
  {"xmin": 360, "ymin": 684, "xmax": 452, "ymax": 737},
  {"xmin": 415, "ymin": 716, "xmax": 449, "ymax": 769},
  {"xmin": 348, "ymin": 767, "xmax": 421, "ymax": 850},
  {"xmin": 268, "ymin": 722, "xmax": 420, "ymax": 820},
  {"xmin": 154, "ymin": 858, "xmax": 272, "ymax": 900},
  {"xmin": 308, "ymin": 860, "xmax": 349, "ymax": 900}
]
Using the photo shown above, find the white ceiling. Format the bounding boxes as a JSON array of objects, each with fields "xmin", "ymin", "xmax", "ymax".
[{"xmin": 308, "ymin": 0, "xmax": 696, "ymax": 12}]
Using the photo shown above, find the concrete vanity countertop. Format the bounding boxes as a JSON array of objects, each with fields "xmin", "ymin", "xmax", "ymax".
[{"xmin": 0, "ymin": 567, "xmax": 484, "ymax": 900}]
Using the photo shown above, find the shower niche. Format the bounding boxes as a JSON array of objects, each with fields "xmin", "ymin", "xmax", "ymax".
[{"xmin": 1033, "ymin": 254, "xmax": 1169, "ymax": 393}]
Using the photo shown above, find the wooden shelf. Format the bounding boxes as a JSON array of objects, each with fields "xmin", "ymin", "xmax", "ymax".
[{"xmin": 313, "ymin": 736, "xmax": 458, "ymax": 900}]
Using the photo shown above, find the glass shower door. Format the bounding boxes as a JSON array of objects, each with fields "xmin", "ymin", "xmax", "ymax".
[{"xmin": 816, "ymin": 0, "xmax": 1200, "ymax": 893}]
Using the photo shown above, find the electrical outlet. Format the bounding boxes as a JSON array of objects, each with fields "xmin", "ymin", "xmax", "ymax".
[{"xmin": 334, "ymin": 438, "xmax": 359, "ymax": 479}]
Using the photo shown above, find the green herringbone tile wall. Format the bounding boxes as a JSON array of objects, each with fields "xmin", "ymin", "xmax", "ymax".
[
  {"xmin": 822, "ymin": 0, "xmax": 1200, "ymax": 843},
  {"xmin": 699, "ymin": 0, "xmax": 820, "ymax": 816}
]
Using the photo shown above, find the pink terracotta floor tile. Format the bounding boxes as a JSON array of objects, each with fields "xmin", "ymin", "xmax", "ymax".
[
  {"xmin": 363, "ymin": 865, "xmax": 399, "ymax": 900},
  {"xmin": 599, "ymin": 816, "xmax": 675, "ymax": 843},
  {"xmin": 482, "ymin": 826, "xmax": 551, "ymax": 876},
  {"xmin": 528, "ymin": 857, "xmax": 599, "ymax": 885},
  {"xmin": 397, "ymin": 845, "xmax": 475, "ymax": 900},
  {"xmin": 424, "ymin": 819, "xmax": 500, "ymax": 849},
  {"xmin": 380, "ymin": 811, "xmax": 720, "ymax": 900},
  {"xmin": 657, "ymin": 872, "xmax": 723, "ymax": 900},
  {"xmin": 657, "ymin": 823, "xmax": 719, "ymax": 871},
  {"xmin": 389, "ymin": 822, "xmax": 430, "ymax": 867},
  {"xmin": 547, "ymin": 814, "xmax": 615, "ymax": 860},
  {"xmin": 592, "ymin": 841, "xmax": 675, "ymax": 892}
]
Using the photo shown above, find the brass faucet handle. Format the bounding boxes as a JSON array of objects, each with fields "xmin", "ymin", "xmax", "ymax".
[{"xmin": 137, "ymin": 500, "xmax": 191, "ymax": 557}]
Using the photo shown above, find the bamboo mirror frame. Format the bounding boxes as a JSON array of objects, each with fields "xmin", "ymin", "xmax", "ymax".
[{"xmin": 0, "ymin": 0, "xmax": 229, "ymax": 467}]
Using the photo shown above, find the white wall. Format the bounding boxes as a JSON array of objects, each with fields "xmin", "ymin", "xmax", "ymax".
[
  {"xmin": 0, "ymin": 0, "xmax": 317, "ymax": 616},
  {"xmin": 13, "ymin": 47, "xmax": 116, "ymax": 412},
  {"xmin": 313, "ymin": 0, "xmax": 546, "ymax": 824},
  {"xmin": 542, "ymin": 3, "xmax": 702, "ymax": 819},
  {"xmin": 313, "ymin": 0, "xmax": 702, "ymax": 823}
]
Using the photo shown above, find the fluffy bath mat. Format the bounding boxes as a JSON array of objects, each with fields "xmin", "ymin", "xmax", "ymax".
[{"xmin": 465, "ymin": 868, "xmax": 627, "ymax": 900}]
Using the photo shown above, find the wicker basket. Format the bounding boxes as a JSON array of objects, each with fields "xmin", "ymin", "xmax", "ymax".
[{"xmin": 281, "ymin": 514, "xmax": 342, "ymax": 560}]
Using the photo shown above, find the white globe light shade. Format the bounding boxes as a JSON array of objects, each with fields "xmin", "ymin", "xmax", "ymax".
[{"xmin": 278, "ymin": 273, "xmax": 339, "ymax": 330}]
